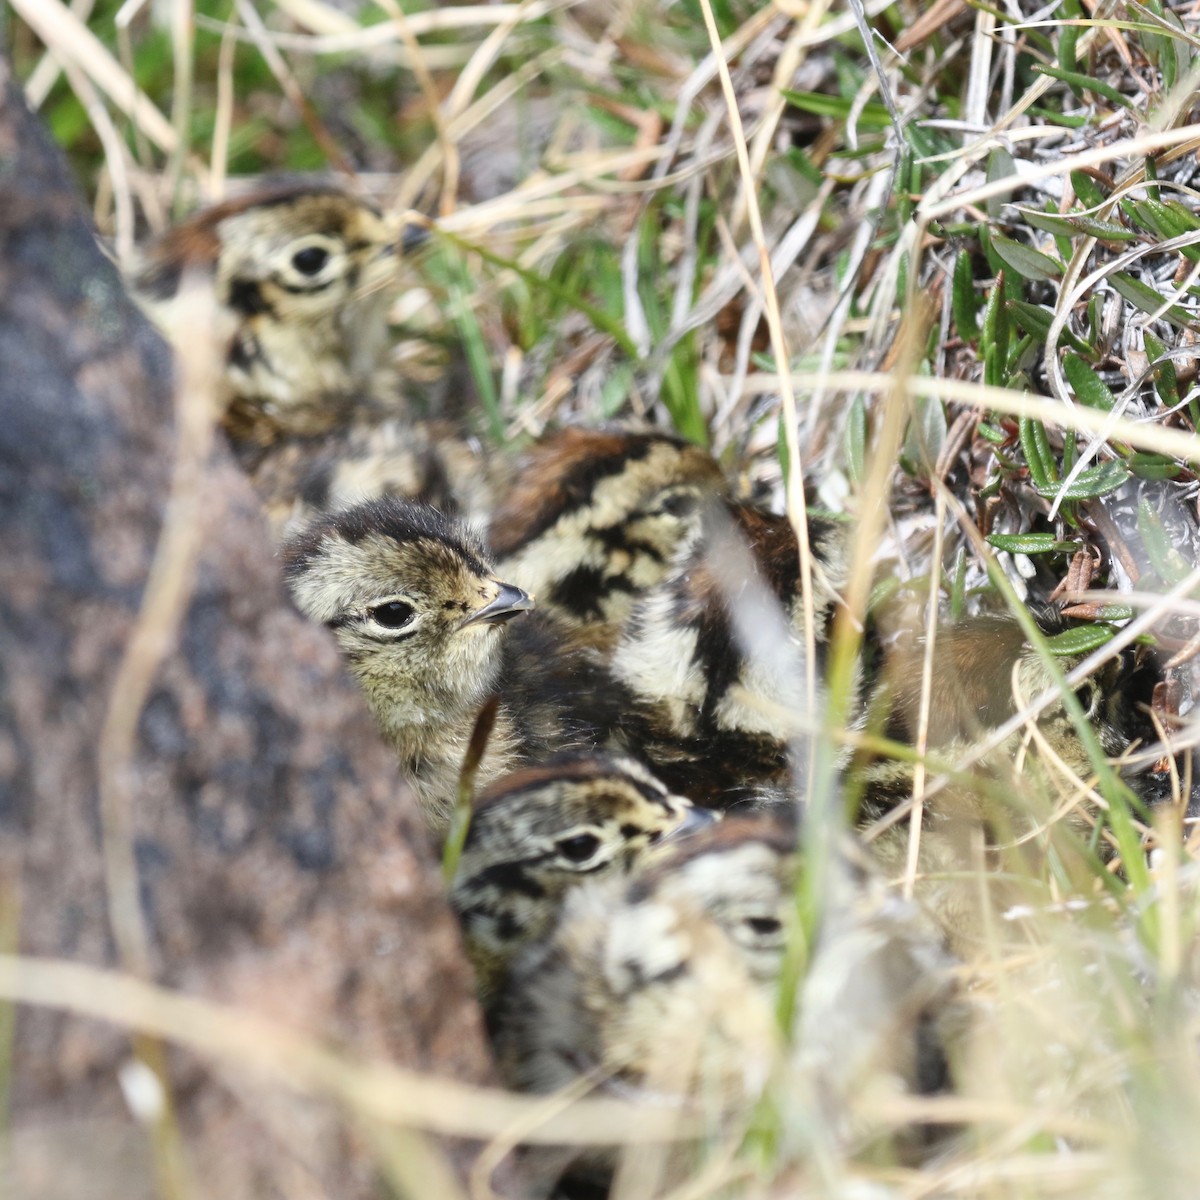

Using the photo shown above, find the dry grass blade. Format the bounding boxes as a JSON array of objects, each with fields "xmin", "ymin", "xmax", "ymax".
[
  {"xmin": 10, "ymin": 0, "xmax": 176, "ymax": 153},
  {"xmin": 0, "ymin": 954, "xmax": 701, "ymax": 1146},
  {"xmin": 742, "ymin": 371, "xmax": 1200, "ymax": 466},
  {"xmin": 695, "ymin": 0, "xmax": 820, "ymax": 796},
  {"xmin": 22, "ymin": 0, "xmax": 97, "ymax": 108}
]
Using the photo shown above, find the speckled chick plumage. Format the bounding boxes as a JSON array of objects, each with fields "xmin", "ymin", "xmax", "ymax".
[
  {"xmin": 611, "ymin": 500, "xmax": 854, "ymax": 810},
  {"xmin": 132, "ymin": 184, "xmax": 402, "ymax": 443},
  {"xmin": 451, "ymin": 752, "xmax": 713, "ymax": 1006},
  {"xmin": 282, "ymin": 498, "xmax": 535, "ymax": 828},
  {"xmin": 490, "ymin": 428, "xmax": 727, "ymax": 645},
  {"xmin": 131, "ymin": 186, "xmax": 497, "ymax": 536}
]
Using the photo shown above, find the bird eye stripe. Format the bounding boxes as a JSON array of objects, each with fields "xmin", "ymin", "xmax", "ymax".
[
  {"xmin": 623, "ymin": 778, "xmax": 670, "ymax": 806},
  {"xmin": 474, "ymin": 863, "xmax": 545, "ymax": 898},
  {"xmin": 227, "ymin": 278, "xmax": 273, "ymax": 316},
  {"xmin": 276, "ymin": 277, "xmax": 337, "ymax": 295},
  {"xmin": 358, "ymin": 628, "xmax": 419, "ymax": 643}
]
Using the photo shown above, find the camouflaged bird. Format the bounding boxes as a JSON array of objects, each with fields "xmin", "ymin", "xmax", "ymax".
[
  {"xmin": 489, "ymin": 428, "xmax": 727, "ymax": 645},
  {"xmin": 494, "ymin": 818, "xmax": 959, "ymax": 1193},
  {"xmin": 132, "ymin": 183, "xmax": 405, "ymax": 443},
  {"xmin": 131, "ymin": 184, "xmax": 497, "ymax": 535},
  {"xmin": 450, "ymin": 752, "xmax": 714, "ymax": 1007},
  {"xmin": 282, "ymin": 498, "xmax": 537, "ymax": 828},
  {"xmin": 857, "ymin": 603, "xmax": 1169, "ymax": 952},
  {"xmin": 610, "ymin": 499, "xmax": 854, "ymax": 811},
  {"xmin": 283, "ymin": 498, "xmax": 633, "ymax": 830}
]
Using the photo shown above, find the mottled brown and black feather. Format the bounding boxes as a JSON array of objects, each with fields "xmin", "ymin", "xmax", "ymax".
[
  {"xmin": 131, "ymin": 187, "xmax": 500, "ymax": 536},
  {"xmin": 490, "ymin": 428, "xmax": 727, "ymax": 642},
  {"xmin": 283, "ymin": 498, "xmax": 639, "ymax": 829},
  {"xmin": 611, "ymin": 500, "xmax": 853, "ymax": 810},
  {"xmin": 451, "ymin": 753, "xmax": 708, "ymax": 1006}
]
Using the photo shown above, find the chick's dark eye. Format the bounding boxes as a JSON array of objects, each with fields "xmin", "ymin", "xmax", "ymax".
[
  {"xmin": 658, "ymin": 491, "xmax": 698, "ymax": 518},
  {"xmin": 556, "ymin": 833, "xmax": 601, "ymax": 863},
  {"xmin": 291, "ymin": 245, "xmax": 331, "ymax": 276},
  {"xmin": 368, "ymin": 600, "xmax": 415, "ymax": 629},
  {"xmin": 1073, "ymin": 681, "xmax": 1101, "ymax": 717},
  {"xmin": 745, "ymin": 916, "xmax": 783, "ymax": 937}
]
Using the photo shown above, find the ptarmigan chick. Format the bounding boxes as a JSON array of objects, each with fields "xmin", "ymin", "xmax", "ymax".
[
  {"xmin": 857, "ymin": 603, "xmax": 1175, "ymax": 952},
  {"xmin": 611, "ymin": 499, "xmax": 854, "ymax": 810},
  {"xmin": 282, "ymin": 498, "xmax": 537, "ymax": 828},
  {"xmin": 131, "ymin": 183, "xmax": 404, "ymax": 444},
  {"xmin": 131, "ymin": 185, "xmax": 497, "ymax": 534},
  {"xmin": 450, "ymin": 752, "xmax": 714, "ymax": 1007},
  {"xmin": 494, "ymin": 819, "xmax": 959, "ymax": 1194},
  {"xmin": 489, "ymin": 428, "xmax": 727, "ymax": 645}
]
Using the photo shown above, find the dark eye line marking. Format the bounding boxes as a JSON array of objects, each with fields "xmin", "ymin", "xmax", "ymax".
[
  {"xmin": 276, "ymin": 278, "xmax": 337, "ymax": 296},
  {"xmin": 227, "ymin": 278, "xmax": 273, "ymax": 317},
  {"xmin": 358, "ymin": 628, "xmax": 420, "ymax": 644}
]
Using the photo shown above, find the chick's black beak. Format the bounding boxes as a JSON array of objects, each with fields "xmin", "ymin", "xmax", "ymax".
[
  {"xmin": 666, "ymin": 804, "xmax": 720, "ymax": 841},
  {"xmin": 400, "ymin": 220, "xmax": 431, "ymax": 254},
  {"xmin": 461, "ymin": 582, "xmax": 535, "ymax": 628}
]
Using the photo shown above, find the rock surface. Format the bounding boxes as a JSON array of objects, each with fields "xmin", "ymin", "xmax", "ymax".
[{"xmin": 0, "ymin": 58, "xmax": 493, "ymax": 1198}]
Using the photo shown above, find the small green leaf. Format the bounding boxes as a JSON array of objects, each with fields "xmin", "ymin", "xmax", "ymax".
[
  {"xmin": 1019, "ymin": 416, "xmax": 1057, "ymax": 487},
  {"xmin": 845, "ymin": 393, "xmax": 867, "ymax": 484},
  {"xmin": 866, "ymin": 574, "xmax": 902, "ymax": 616},
  {"xmin": 977, "ymin": 421, "xmax": 1008, "ymax": 444},
  {"xmin": 1126, "ymin": 201, "xmax": 1200, "ymax": 261},
  {"xmin": 442, "ymin": 694, "xmax": 501, "ymax": 882},
  {"xmin": 1089, "ymin": 605, "xmax": 1134, "ymax": 621},
  {"xmin": 1028, "ymin": 106, "xmax": 1088, "ymax": 129},
  {"xmin": 1034, "ymin": 460, "xmax": 1130, "ymax": 499},
  {"xmin": 1144, "ymin": 331, "xmax": 1180, "ymax": 406},
  {"xmin": 986, "ymin": 533, "xmax": 1081, "ymax": 554},
  {"xmin": 1138, "ymin": 500, "xmax": 1192, "ymax": 583},
  {"xmin": 1135, "ymin": 198, "xmax": 1200, "ymax": 240},
  {"xmin": 986, "ymin": 148, "xmax": 1015, "ymax": 220},
  {"xmin": 990, "ymin": 234, "xmax": 1063, "ymax": 282},
  {"xmin": 949, "ymin": 548, "xmax": 968, "ymax": 621},
  {"xmin": 903, "ymin": 394, "xmax": 947, "ymax": 474},
  {"xmin": 1126, "ymin": 451, "xmax": 1181, "ymax": 480},
  {"xmin": 952, "ymin": 250, "xmax": 978, "ymax": 339},
  {"xmin": 1032, "ymin": 63, "xmax": 1134, "ymax": 108},
  {"xmin": 1109, "ymin": 272, "xmax": 1197, "ymax": 329},
  {"xmin": 1063, "ymin": 353, "xmax": 1116, "ymax": 410},
  {"xmin": 1016, "ymin": 208, "xmax": 1136, "ymax": 241},
  {"xmin": 780, "ymin": 89, "xmax": 893, "ymax": 130},
  {"xmin": 1059, "ymin": 21, "xmax": 1080, "ymax": 75},
  {"xmin": 1163, "ymin": 199, "xmax": 1200, "ymax": 229},
  {"xmin": 981, "ymin": 274, "xmax": 1009, "ymax": 388},
  {"xmin": 1006, "ymin": 300, "xmax": 1095, "ymax": 357},
  {"xmin": 1071, "ymin": 171, "xmax": 1109, "ymax": 210},
  {"xmin": 1043, "ymin": 624, "xmax": 1118, "ymax": 656},
  {"xmin": 1013, "ymin": 209, "xmax": 1078, "ymax": 237}
]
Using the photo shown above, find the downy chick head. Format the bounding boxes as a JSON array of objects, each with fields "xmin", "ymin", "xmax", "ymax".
[
  {"xmin": 132, "ymin": 184, "xmax": 407, "ymax": 437},
  {"xmin": 489, "ymin": 428, "xmax": 727, "ymax": 636},
  {"xmin": 282, "ymin": 498, "xmax": 533, "ymax": 739},
  {"xmin": 451, "ymin": 753, "xmax": 715, "ymax": 1001},
  {"xmin": 492, "ymin": 816, "xmax": 794, "ymax": 1196},
  {"xmin": 496, "ymin": 819, "xmax": 957, "ymax": 1189},
  {"xmin": 625, "ymin": 817, "xmax": 799, "ymax": 984}
]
